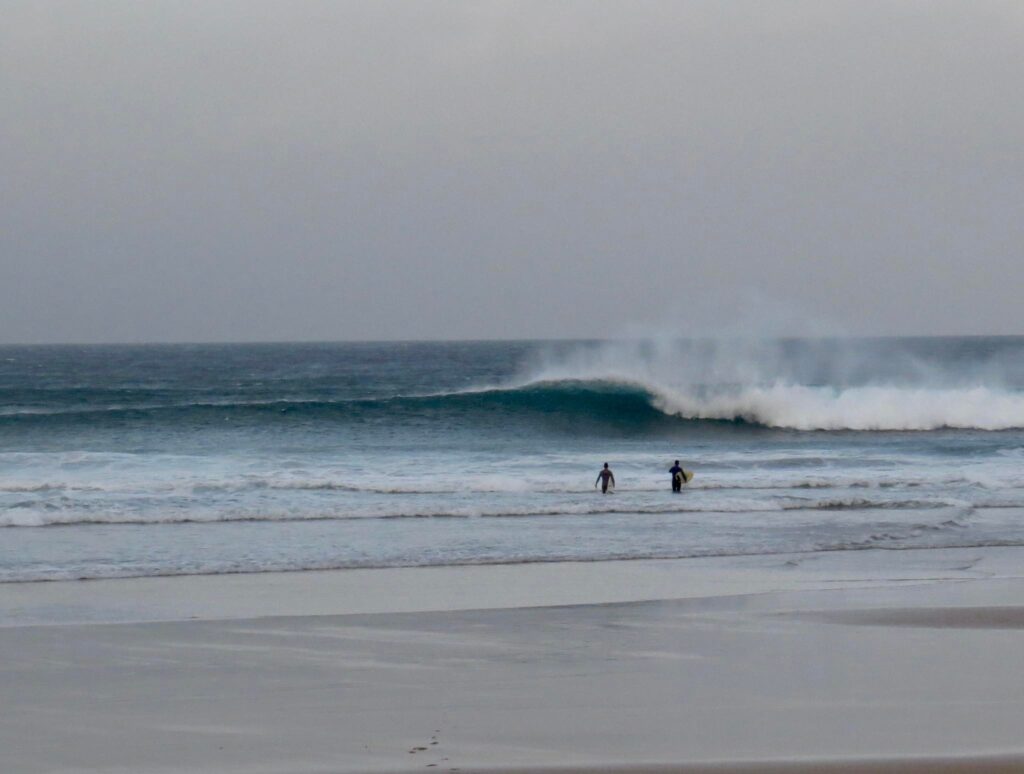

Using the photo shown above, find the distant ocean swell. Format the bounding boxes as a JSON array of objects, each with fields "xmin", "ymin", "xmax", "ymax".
[{"xmin": 4, "ymin": 378, "xmax": 1024, "ymax": 431}]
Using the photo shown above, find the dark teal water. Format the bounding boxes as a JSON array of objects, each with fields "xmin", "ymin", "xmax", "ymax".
[{"xmin": 3, "ymin": 338, "xmax": 1024, "ymax": 581}]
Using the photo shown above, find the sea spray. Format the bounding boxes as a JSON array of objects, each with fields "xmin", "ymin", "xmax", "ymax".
[{"xmin": 516, "ymin": 337, "xmax": 1024, "ymax": 430}]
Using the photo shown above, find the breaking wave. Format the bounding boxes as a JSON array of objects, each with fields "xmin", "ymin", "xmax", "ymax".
[
  {"xmin": 434, "ymin": 378, "xmax": 1024, "ymax": 431},
  {"xmin": 645, "ymin": 382, "xmax": 1024, "ymax": 431},
  {"xmin": 5, "ymin": 377, "xmax": 1024, "ymax": 431}
]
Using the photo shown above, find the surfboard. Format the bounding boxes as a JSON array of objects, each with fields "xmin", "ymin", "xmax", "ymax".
[{"xmin": 673, "ymin": 470, "xmax": 694, "ymax": 486}]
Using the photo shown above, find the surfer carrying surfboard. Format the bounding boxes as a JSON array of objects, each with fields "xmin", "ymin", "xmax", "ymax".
[
  {"xmin": 595, "ymin": 463, "xmax": 615, "ymax": 494},
  {"xmin": 670, "ymin": 460, "xmax": 686, "ymax": 492}
]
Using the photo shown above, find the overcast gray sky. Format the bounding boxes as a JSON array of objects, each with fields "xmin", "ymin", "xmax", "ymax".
[{"xmin": 2, "ymin": 0, "xmax": 1022, "ymax": 343}]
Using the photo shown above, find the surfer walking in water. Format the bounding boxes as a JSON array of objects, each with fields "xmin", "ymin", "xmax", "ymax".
[
  {"xmin": 670, "ymin": 460, "xmax": 685, "ymax": 492},
  {"xmin": 595, "ymin": 463, "xmax": 615, "ymax": 494}
]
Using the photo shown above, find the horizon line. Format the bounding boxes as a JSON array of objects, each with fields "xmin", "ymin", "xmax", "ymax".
[{"xmin": 2, "ymin": 333, "xmax": 1024, "ymax": 347}]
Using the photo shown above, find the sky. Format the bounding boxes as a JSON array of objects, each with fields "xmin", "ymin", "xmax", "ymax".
[{"xmin": 2, "ymin": 0, "xmax": 1023, "ymax": 343}]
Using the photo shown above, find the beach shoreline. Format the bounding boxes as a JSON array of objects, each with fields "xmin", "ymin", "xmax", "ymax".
[
  {"xmin": 2, "ymin": 544, "xmax": 1022, "ymax": 627},
  {"xmin": 4, "ymin": 546, "xmax": 1024, "ymax": 773}
]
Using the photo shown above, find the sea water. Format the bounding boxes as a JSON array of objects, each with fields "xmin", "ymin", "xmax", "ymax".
[{"xmin": 2, "ymin": 337, "xmax": 1024, "ymax": 582}]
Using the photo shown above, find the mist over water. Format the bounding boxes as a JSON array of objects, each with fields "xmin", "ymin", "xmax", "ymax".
[
  {"xmin": 516, "ymin": 337, "xmax": 1024, "ymax": 430},
  {"xmin": 2, "ymin": 338, "xmax": 1024, "ymax": 581}
]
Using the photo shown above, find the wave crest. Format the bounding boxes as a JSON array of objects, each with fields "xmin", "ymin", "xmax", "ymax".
[
  {"xmin": 4, "ymin": 377, "xmax": 1024, "ymax": 432},
  {"xmin": 448, "ymin": 378, "xmax": 1024, "ymax": 431},
  {"xmin": 646, "ymin": 383, "xmax": 1024, "ymax": 431}
]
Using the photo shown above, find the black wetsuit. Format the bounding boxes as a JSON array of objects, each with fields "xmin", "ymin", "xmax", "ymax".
[
  {"xmin": 670, "ymin": 464, "xmax": 684, "ymax": 492},
  {"xmin": 596, "ymin": 468, "xmax": 615, "ymax": 493}
]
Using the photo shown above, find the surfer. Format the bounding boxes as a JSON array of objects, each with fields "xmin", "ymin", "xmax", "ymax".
[
  {"xmin": 670, "ymin": 460, "xmax": 685, "ymax": 492},
  {"xmin": 595, "ymin": 463, "xmax": 615, "ymax": 494}
]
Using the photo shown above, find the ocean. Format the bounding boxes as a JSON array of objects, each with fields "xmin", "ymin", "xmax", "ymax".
[{"xmin": 3, "ymin": 337, "xmax": 1024, "ymax": 583}]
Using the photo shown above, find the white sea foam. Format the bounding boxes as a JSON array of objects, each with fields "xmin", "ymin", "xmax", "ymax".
[
  {"xmin": 648, "ymin": 383, "xmax": 1024, "ymax": 430},
  {"xmin": 0, "ymin": 494, "xmax": 993, "ymax": 528}
]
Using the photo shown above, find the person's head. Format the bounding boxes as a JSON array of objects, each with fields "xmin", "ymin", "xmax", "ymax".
[
  {"xmin": 674, "ymin": 460, "xmax": 679, "ymax": 465},
  {"xmin": 603, "ymin": 462, "xmax": 609, "ymax": 469}
]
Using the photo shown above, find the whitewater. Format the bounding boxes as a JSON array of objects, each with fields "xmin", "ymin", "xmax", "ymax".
[
  {"xmin": 2, "ymin": 338, "xmax": 1024, "ymax": 581},
  {"xmin": 435, "ymin": 379, "xmax": 1024, "ymax": 431}
]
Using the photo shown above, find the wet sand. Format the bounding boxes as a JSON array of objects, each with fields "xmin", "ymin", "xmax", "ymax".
[
  {"xmin": 478, "ymin": 759, "xmax": 1024, "ymax": 773},
  {"xmin": 3, "ymin": 547, "xmax": 1024, "ymax": 773}
]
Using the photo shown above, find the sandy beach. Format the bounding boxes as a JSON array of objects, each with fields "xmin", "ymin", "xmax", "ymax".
[{"xmin": 3, "ymin": 546, "xmax": 1024, "ymax": 773}]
